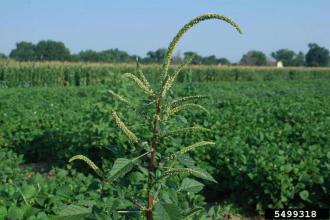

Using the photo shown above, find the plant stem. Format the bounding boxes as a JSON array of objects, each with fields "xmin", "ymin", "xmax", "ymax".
[
  {"xmin": 127, "ymin": 197, "xmax": 146, "ymax": 211},
  {"xmin": 117, "ymin": 210, "xmax": 142, "ymax": 214},
  {"xmin": 133, "ymin": 150, "xmax": 151, "ymax": 162},
  {"xmin": 147, "ymin": 97, "xmax": 162, "ymax": 220}
]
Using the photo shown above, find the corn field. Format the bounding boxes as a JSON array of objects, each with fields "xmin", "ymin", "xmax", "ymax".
[{"xmin": 1, "ymin": 61, "xmax": 330, "ymax": 88}]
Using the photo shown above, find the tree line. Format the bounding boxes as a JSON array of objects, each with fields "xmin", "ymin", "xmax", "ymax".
[{"xmin": 0, "ymin": 40, "xmax": 329, "ymax": 67}]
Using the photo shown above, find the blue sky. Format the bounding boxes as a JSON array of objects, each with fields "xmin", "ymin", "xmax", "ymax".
[{"xmin": 0, "ymin": 0, "xmax": 329, "ymax": 62}]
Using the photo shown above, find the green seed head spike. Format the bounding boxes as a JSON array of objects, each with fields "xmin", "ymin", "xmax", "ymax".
[
  {"xmin": 69, "ymin": 155, "xmax": 104, "ymax": 177},
  {"xmin": 123, "ymin": 73, "xmax": 154, "ymax": 96},
  {"xmin": 112, "ymin": 110, "xmax": 139, "ymax": 143},
  {"xmin": 161, "ymin": 13, "xmax": 242, "ymax": 83},
  {"xmin": 108, "ymin": 89, "xmax": 131, "ymax": 105}
]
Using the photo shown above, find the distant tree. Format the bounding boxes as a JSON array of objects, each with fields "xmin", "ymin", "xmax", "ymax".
[
  {"xmin": 184, "ymin": 51, "xmax": 203, "ymax": 65},
  {"xmin": 271, "ymin": 49, "xmax": 296, "ymax": 66},
  {"xmin": 9, "ymin": 41, "xmax": 36, "ymax": 61},
  {"xmin": 202, "ymin": 55, "xmax": 219, "ymax": 65},
  {"xmin": 305, "ymin": 43, "xmax": 329, "ymax": 67},
  {"xmin": 218, "ymin": 58, "xmax": 230, "ymax": 65},
  {"xmin": 240, "ymin": 50, "xmax": 267, "ymax": 66},
  {"xmin": 144, "ymin": 48, "xmax": 167, "ymax": 63},
  {"xmin": 183, "ymin": 52, "xmax": 230, "ymax": 65},
  {"xmin": 271, "ymin": 49, "xmax": 306, "ymax": 66},
  {"xmin": 99, "ymin": 49, "xmax": 135, "ymax": 63},
  {"xmin": 75, "ymin": 49, "xmax": 137, "ymax": 63},
  {"xmin": 77, "ymin": 50, "xmax": 100, "ymax": 62},
  {"xmin": 35, "ymin": 40, "xmax": 71, "ymax": 61},
  {"xmin": 0, "ymin": 53, "xmax": 7, "ymax": 60},
  {"xmin": 293, "ymin": 51, "xmax": 305, "ymax": 66},
  {"xmin": 69, "ymin": 54, "xmax": 81, "ymax": 62}
]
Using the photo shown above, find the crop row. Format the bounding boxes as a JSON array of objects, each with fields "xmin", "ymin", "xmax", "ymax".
[{"xmin": 1, "ymin": 61, "xmax": 330, "ymax": 87}]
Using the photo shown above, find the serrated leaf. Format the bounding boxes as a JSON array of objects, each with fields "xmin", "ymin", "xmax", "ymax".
[
  {"xmin": 56, "ymin": 205, "xmax": 92, "ymax": 220},
  {"xmin": 154, "ymin": 202, "xmax": 182, "ymax": 220},
  {"xmin": 108, "ymin": 158, "xmax": 134, "ymax": 182},
  {"xmin": 107, "ymin": 151, "xmax": 149, "ymax": 182},
  {"xmin": 179, "ymin": 178, "xmax": 204, "ymax": 193}
]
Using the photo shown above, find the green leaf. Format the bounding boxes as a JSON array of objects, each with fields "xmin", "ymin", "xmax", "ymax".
[
  {"xmin": 299, "ymin": 190, "xmax": 309, "ymax": 201},
  {"xmin": 57, "ymin": 205, "xmax": 92, "ymax": 220},
  {"xmin": 36, "ymin": 212, "xmax": 51, "ymax": 220},
  {"xmin": 154, "ymin": 202, "xmax": 182, "ymax": 220},
  {"xmin": 179, "ymin": 178, "xmax": 205, "ymax": 193},
  {"xmin": 8, "ymin": 205, "xmax": 25, "ymax": 220},
  {"xmin": 106, "ymin": 152, "xmax": 150, "ymax": 182},
  {"xmin": 177, "ymin": 155, "xmax": 196, "ymax": 168},
  {"xmin": 22, "ymin": 185, "xmax": 37, "ymax": 199},
  {"xmin": 23, "ymin": 206, "xmax": 40, "ymax": 218},
  {"xmin": 191, "ymin": 167, "xmax": 217, "ymax": 183},
  {"xmin": 184, "ymin": 207, "xmax": 203, "ymax": 219},
  {"xmin": 0, "ymin": 207, "xmax": 7, "ymax": 220},
  {"xmin": 108, "ymin": 158, "xmax": 134, "ymax": 182},
  {"xmin": 94, "ymin": 213, "xmax": 110, "ymax": 220},
  {"xmin": 129, "ymin": 171, "xmax": 145, "ymax": 183}
]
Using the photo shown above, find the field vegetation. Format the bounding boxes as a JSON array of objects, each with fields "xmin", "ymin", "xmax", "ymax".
[{"xmin": 0, "ymin": 76, "xmax": 329, "ymax": 219}]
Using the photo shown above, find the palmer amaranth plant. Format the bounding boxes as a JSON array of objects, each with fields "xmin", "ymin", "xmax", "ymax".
[{"xmin": 69, "ymin": 13, "xmax": 241, "ymax": 219}]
